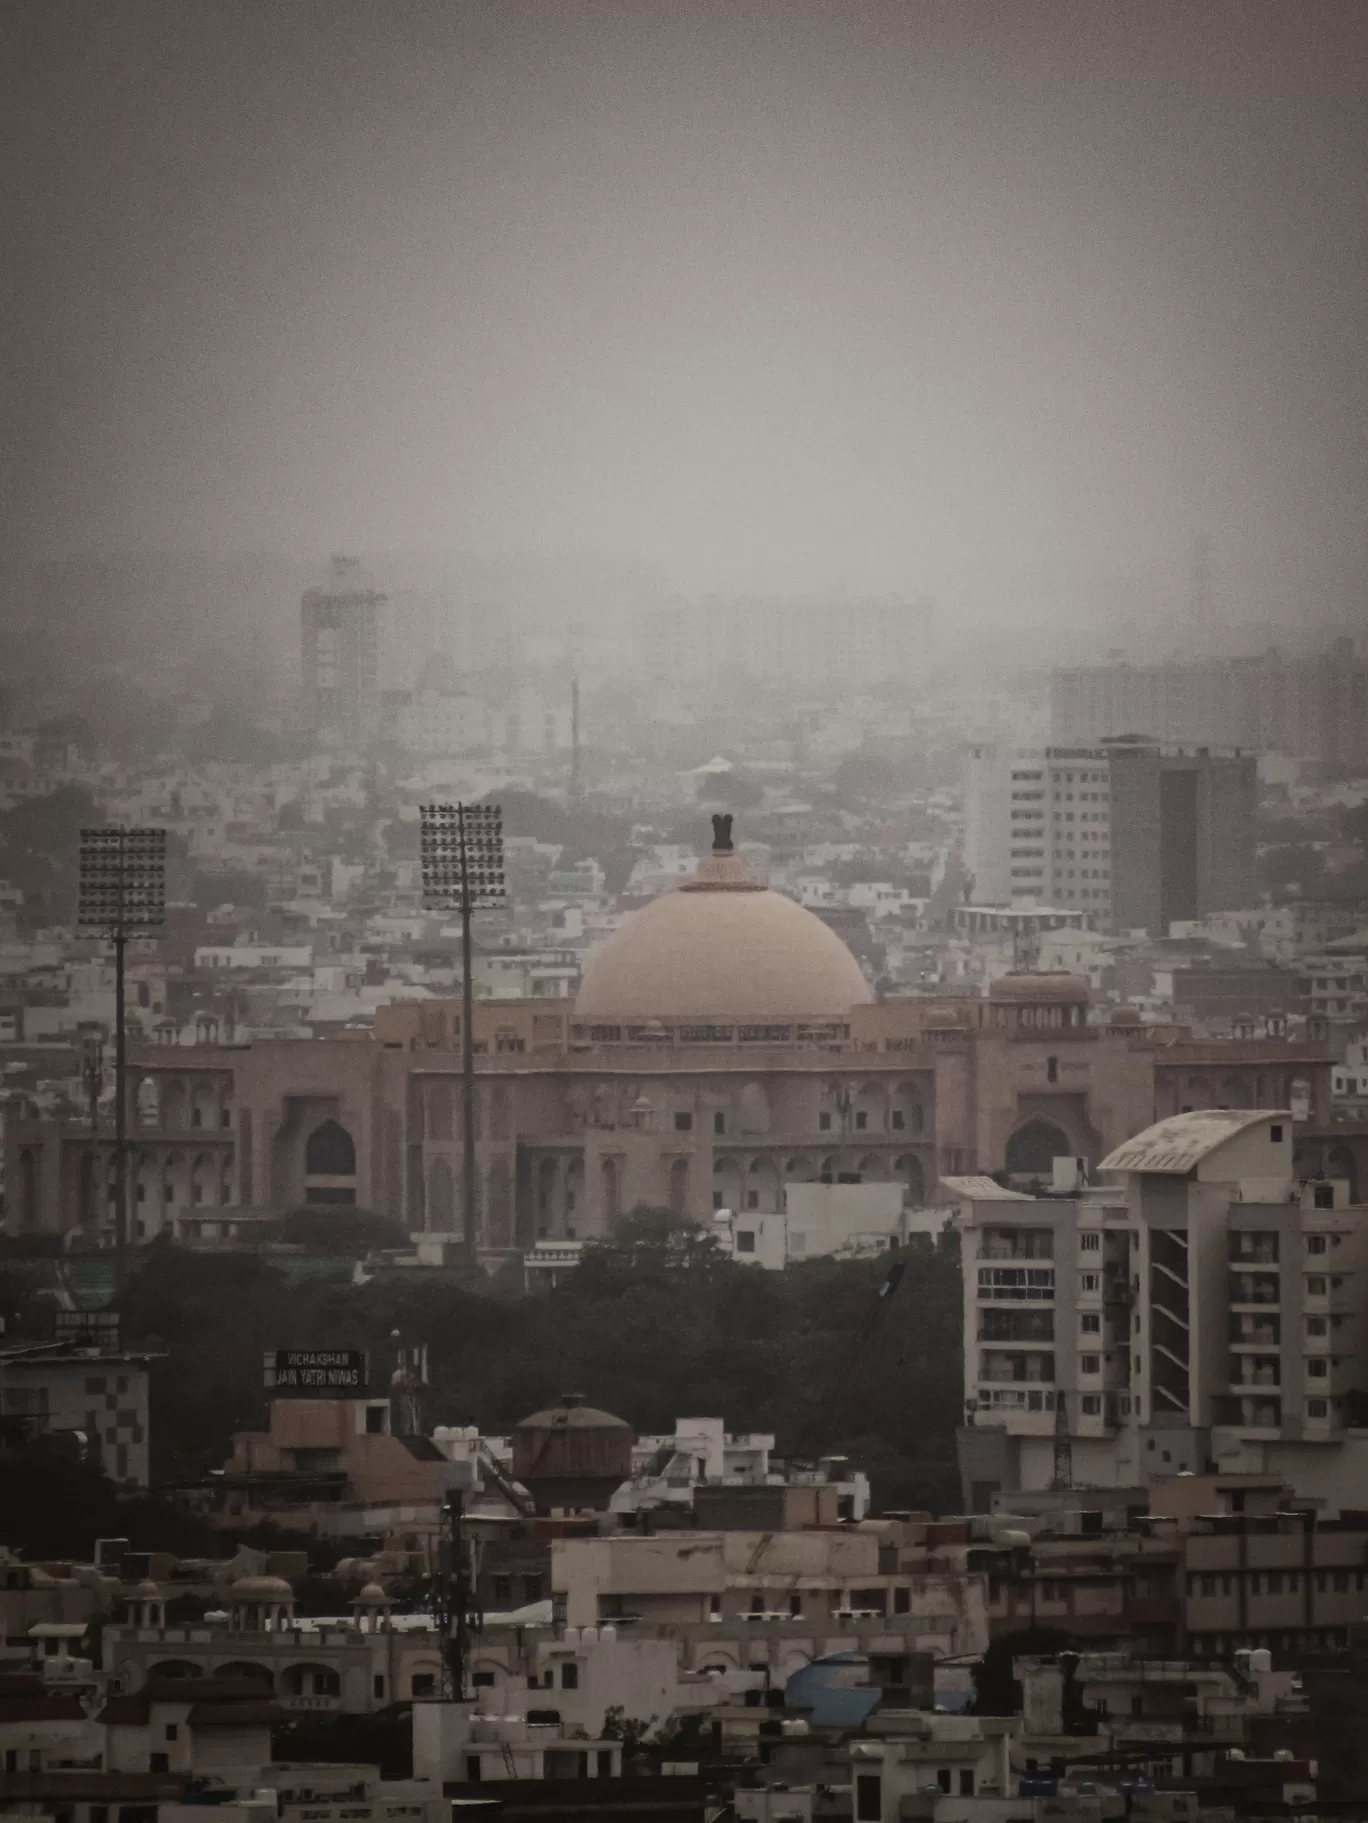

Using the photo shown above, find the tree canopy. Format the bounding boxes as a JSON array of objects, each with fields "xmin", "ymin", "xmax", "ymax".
[{"xmin": 103, "ymin": 1221, "xmax": 964, "ymax": 1512}]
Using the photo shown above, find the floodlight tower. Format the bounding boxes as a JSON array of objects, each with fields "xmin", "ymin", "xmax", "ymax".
[
  {"xmin": 81, "ymin": 1033, "xmax": 105, "ymax": 1228},
  {"xmin": 418, "ymin": 803, "xmax": 505, "ymax": 1266},
  {"xmin": 77, "ymin": 827, "xmax": 166, "ymax": 1289}
]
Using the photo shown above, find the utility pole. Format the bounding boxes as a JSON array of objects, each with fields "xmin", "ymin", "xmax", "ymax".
[
  {"xmin": 418, "ymin": 803, "xmax": 505, "ymax": 1267},
  {"xmin": 78, "ymin": 827, "xmax": 166, "ymax": 1297}
]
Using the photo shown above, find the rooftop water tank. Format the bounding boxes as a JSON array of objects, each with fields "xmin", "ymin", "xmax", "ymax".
[{"xmin": 512, "ymin": 1394, "xmax": 634, "ymax": 1512}]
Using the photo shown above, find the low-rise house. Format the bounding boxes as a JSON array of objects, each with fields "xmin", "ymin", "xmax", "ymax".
[{"xmin": 99, "ymin": 1677, "xmax": 282, "ymax": 1777}]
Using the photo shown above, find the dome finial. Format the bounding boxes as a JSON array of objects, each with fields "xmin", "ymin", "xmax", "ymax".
[{"xmin": 711, "ymin": 812, "xmax": 734, "ymax": 853}]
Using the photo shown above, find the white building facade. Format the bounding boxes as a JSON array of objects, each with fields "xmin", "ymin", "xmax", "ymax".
[{"xmin": 953, "ymin": 1112, "xmax": 1368, "ymax": 1509}]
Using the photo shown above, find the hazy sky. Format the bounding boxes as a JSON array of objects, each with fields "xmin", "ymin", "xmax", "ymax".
[{"xmin": 6, "ymin": 0, "xmax": 1368, "ymax": 621}]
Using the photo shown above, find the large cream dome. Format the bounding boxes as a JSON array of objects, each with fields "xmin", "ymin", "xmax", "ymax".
[{"xmin": 576, "ymin": 826, "xmax": 871, "ymax": 1022}]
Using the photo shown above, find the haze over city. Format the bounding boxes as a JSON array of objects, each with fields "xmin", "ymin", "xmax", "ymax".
[
  {"xmin": 7, "ymin": 0, "xmax": 1368, "ymax": 643},
  {"xmin": 3, "ymin": 10, "xmax": 1368, "ymax": 1822}
]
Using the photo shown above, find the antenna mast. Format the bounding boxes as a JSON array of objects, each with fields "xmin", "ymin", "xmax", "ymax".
[{"xmin": 430, "ymin": 1488, "xmax": 481, "ymax": 1699}]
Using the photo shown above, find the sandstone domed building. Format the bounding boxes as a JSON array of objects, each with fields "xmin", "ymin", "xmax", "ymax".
[
  {"xmin": 576, "ymin": 819, "xmax": 871, "ymax": 1027},
  {"xmin": 8, "ymin": 818, "xmax": 1342, "ymax": 1252}
]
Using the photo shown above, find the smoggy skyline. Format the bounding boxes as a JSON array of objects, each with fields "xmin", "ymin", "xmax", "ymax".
[{"xmin": 6, "ymin": 0, "xmax": 1368, "ymax": 628}]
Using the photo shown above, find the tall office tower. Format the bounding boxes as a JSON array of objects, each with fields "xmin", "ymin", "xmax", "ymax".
[
  {"xmin": 300, "ymin": 557, "xmax": 385, "ymax": 744},
  {"xmin": 953, "ymin": 1111, "xmax": 1368, "ymax": 1508},
  {"xmin": 1051, "ymin": 639, "xmax": 1367, "ymax": 768},
  {"xmin": 963, "ymin": 745, "xmax": 1113, "ymax": 920},
  {"xmin": 1106, "ymin": 737, "xmax": 1256, "ymax": 934}
]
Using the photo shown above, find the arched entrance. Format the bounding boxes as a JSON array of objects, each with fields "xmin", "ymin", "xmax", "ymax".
[
  {"xmin": 304, "ymin": 1119, "xmax": 356, "ymax": 1205},
  {"xmin": 1004, "ymin": 1119, "xmax": 1071, "ymax": 1178}
]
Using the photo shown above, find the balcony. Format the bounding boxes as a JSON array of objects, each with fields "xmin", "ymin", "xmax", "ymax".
[
  {"xmin": 1228, "ymin": 1275, "xmax": 1280, "ymax": 1307},
  {"xmin": 1211, "ymin": 1395, "xmax": 1282, "ymax": 1430},
  {"xmin": 1229, "ymin": 1324, "xmax": 1279, "ymax": 1348},
  {"xmin": 1229, "ymin": 1240, "xmax": 1279, "ymax": 1266},
  {"xmin": 976, "ymin": 1267, "xmax": 1054, "ymax": 1303}
]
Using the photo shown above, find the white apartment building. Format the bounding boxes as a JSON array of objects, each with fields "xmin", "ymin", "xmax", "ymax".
[
  {"xmin": 952, "ymin": 1111, "xmax": 1368, "ymax": 1511},
  {"xmin": 964, "ymin": 746, "xmax": 1112, "ymax": 921}
]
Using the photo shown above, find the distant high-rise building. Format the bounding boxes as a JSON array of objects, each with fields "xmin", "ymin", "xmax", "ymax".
[
  {"xmin": 300, "ymin": 557, "xmax": 384, "ymax": 743},
  {"xmin": 1051, "ymin": 638, "xmax": 1367, "ymax": 769},
  {"xmin": 964, "ymin": 738, "xmax": 1256, "ymax": 934},
  {"xmin": 964, "ymin": 744, "xmax": 1114, "ymax": 922},
  {"xmin": 1106, "ymin": 737, "xmax": 1257, "ymax": 934}
]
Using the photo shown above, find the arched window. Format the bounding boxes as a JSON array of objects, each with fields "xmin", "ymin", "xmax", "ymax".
[
  {"xmin": 564, "ymin": 1159, "xmax": 584, "ymax": 1235},
  {"xmin": 895, "ymin": 1154, "xmax": 926, "ymax": 1202},
  {"xmin": 668, "ymin": 1157, "xmax": 689, "ymax": 1215},
  {"xmin": 162, "ymin": 1152, "xmax": 185, "ymax": 1208},
  {"xmin": 738, "ymin": 1083, "xmax": 770, "ymax": 1135},
  {"xmin": 306, "ymin": 1119, "xmax": 356, "ymax": 1176},
  {"xmin": 1004, "ymin": 1119, "xmax": 1072, "ymax": 1177},
  {"xmin": 601, "ymin": 1157, "xmax": 621, "ymax": 1225},
  {"xmin": 486, "ymin": 1158, "xmax": 513, "ymax": 1247},
  {"xmin": 282, "ymin": 1663, "xmax": 340, "ymax": 1698},
  {"xmin": 191, "ymin": 1153, "xmax": 216, "ymax": 1208}
]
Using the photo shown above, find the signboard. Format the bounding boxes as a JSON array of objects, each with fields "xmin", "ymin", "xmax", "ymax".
[
  {"xmin": 55, "ymin": 1309, "xmax": 121, "ymax": 1351},
  {"xmin": 266, "ymin": 1349, "xmax": 368, "ymax": 1393}
]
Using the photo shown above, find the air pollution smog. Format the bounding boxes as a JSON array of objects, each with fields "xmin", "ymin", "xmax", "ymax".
[{"xmin": 2, "ymin": 5, "xmax": 1367, "ymax": 1814}]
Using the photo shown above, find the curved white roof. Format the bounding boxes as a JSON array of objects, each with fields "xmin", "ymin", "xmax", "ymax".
[{"xmin": 1100, "ymin": 1109, "xmax": 1287, "ymax": 1176}]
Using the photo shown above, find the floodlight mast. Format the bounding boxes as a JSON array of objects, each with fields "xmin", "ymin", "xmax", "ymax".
[
  {"xmin": 77, "ymin": 827, "xmax": 166, "ymax": 1296},
  {"xmin": 418, "ymin": 803, "xmax": 505, "ymax": 1268}
]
